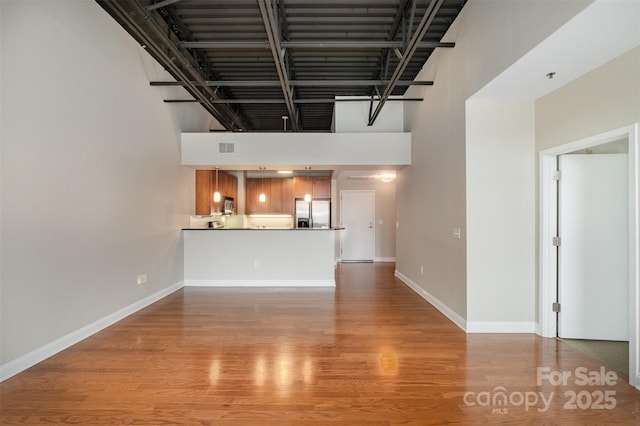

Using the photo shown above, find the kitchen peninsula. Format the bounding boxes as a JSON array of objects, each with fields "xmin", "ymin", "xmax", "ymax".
[
  {"xmin": 183, "ymin": 227, "xmax": 338, "ymax": 287},
  {"xmin": 185, "ymin": 169, "xmax": 340, "ymax": 287}
]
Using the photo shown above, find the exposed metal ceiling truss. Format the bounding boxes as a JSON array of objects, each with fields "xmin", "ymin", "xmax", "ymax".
[{"xmin": 96, "ymin": 0, "xmax": 467, "ymax": 132}]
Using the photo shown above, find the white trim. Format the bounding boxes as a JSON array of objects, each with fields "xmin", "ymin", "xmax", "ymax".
[
  {"xmin": 0, "ymin": 281, "xmax": 185, "ymax": 382},
  {"xmin": 395, "ymin": 270, "xmax": 466, "ymax": 332},
  {"xmin": 466, "ymin": 321, "xmax": 537, "ymax": 334},
  {"xmin": 184, "ymin": 279, "xmax": 336, "ymax": 287},
  {"xmin": 374, "ymin": 257, "xmax": 396, "ymax": 262},
  {"xmin": 539, "ymin": 123, "xmax": 639, "ymax": 390}
]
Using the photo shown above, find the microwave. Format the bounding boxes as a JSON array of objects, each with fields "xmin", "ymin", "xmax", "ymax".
[{"xmin": 223, "ymin": 197, "xmax": 235, "ymax": 214}]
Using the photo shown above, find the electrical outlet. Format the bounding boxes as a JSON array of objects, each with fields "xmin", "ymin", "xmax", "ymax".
[
  {"xmin": 452, "ymin": 227, "xmax": 461, "ymax": 239},
  {"xmin": 254, "ymin": 260, "xmax": 260, "ymax": 268},
  {"xmin": 137, "ymin": 273, "xmax": 148, "ymax": 285}
]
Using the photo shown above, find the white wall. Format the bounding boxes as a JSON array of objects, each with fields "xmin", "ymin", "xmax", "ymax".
[
  {"xmin": 181, "ymin": 132, "xmax": 411, "ymax": 169},
  {"xmin": 397, "ymin": 0, "xmax": 591, "ymax": 321},
  {"xmin": 536, "ymin": 47, "xmax": 640, "ymax": 150},
  {"xmin": 465, "ymin": 101, "xmax": 536, "ymax": 329},
  {"xmin": 334, "ymin": 97, "xmax": 404, "ymax": 133},
  {"xmin": 0, "ymin": 1, "xmax": 211, "ymax": 368}
]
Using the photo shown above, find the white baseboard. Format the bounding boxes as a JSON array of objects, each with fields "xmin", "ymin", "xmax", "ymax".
[
  {"xmin": 535, "ymin": 322, "xmax": 542, "ymax": 336},
  {"xmin": 0, "ymin": 281, "xmax": 184, "ymax": 383},
  {"xmin": 466, "ymin": 321, "xmax": 537, "ymax": 333},
  {"xmin": 395, "ymin": 270, "xmax": 538, "ymax": 334},
  {"xmin": 185, "ymin": 279, "xmax": 336, "ymax": 287},
  {"xmin": 394, "ymin": 270, "xmax": 467, "ymax": 331},
  {"xmin": 374, "ymin": 257, "xmax": 396, "ymax": 262}
]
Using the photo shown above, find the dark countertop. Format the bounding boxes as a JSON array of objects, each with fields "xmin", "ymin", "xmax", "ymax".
[{"xmin": 182, "ymin": 227, "xmax": 344, "ymax": 231}]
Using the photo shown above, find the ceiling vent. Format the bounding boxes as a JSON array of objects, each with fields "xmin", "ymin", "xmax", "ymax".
[{"xmin": 218, "ymin": 142, "xmax": 235, "ymax": 153}]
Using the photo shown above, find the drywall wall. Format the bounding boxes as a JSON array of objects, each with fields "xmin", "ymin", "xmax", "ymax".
[
  {"xmin": 181, "ymin": 132, "xmax": 411, "ymax": 169},
  {"xmin": 0, "ymin": 1, "xmax": 211, "ymax": 368},
  {"xmin": 336, "ymin": 177, "xmax": 397, "ymax": 261},
  {"xmin": 465, "ymin": 100, "xmax": 536, "ymax": 327},
  {"xmin": 397, "ymin": 0, "xmax": 591, "ymax": 321},
  {"xmin": 334, "ymin": 96, "xmax": 404, "ymax": 133},
  {"xmin": 536, "ymin": 47, "xmax": 640, "ymax": 150}
]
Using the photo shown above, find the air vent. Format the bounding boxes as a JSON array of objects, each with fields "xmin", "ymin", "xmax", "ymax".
[
  {"xmin": 347, "ymin": 176, "xmax": 377, "ymax": 180},
  {"xmin": 218, "ymin": 142, "xmax": 235, "ymax": 153}
]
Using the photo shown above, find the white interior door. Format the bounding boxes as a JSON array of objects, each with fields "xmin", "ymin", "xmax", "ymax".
[
  {"xmin": 558, "ymin": 153, "xmax": 628, "ymax": 340},
  {"xmin": 340, "ymin": 190, "xmax": 374, "ymax": 262}
]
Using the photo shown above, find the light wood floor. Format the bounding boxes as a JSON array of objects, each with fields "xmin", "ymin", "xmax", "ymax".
[{"xmin": 1, "ymin": 263, "xmax": 639, "ymax": 425}]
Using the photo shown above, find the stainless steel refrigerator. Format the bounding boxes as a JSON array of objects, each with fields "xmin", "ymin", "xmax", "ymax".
[{"xmin": 295, "ymin": 198, "xmax": 330, "ymax": 229}]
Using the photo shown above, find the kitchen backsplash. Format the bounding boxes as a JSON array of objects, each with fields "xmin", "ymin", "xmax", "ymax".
[
  {"xmin": 189, "ymin": 214, "xmax": 293, "ymax": 229},
  {"xmin": 245, "ymin": 215, "xmax": 293, "ymax": 229}
]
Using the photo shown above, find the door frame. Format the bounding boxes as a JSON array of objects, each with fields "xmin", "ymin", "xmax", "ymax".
[
  {"xmin": 539, "ymin": 123, "xmax": 639, "ymax": 389},
  {"xmin": 339, "ymin": 190, "xmax": 375, "ymax": 262}
]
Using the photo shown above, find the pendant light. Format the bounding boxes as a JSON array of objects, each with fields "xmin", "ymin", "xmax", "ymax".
[
  {"xmin": 259, "ymin": 167, "xmax": 266, "ymax": 203},
  {"xmin": 213, "ymin": 168, "xmax": 221, "ymax": 203}
]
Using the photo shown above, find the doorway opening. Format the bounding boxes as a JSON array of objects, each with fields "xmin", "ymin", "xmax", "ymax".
[{"xmin": 539, "ymin": 124, "xmax": 639, "ymax": 389}]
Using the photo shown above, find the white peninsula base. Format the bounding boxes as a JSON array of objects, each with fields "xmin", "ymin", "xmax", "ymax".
[{"xmin": 183, "ymin": 229, "xmax": 337, "ymax": 287}]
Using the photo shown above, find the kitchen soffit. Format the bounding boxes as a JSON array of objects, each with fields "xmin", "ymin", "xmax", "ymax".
[{"xmin": 96, "ymin": 0, "xmax": 467, "ymax": 132}]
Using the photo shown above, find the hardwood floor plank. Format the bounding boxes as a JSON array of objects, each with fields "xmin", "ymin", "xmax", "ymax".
[{"xmin": 1, "ymin": 263, "xmax": 639, "ymax": 424}]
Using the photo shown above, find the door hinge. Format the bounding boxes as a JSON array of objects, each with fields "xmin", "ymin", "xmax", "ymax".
[
  {"xmin": 552, "ymin": 236, "xmax": 561, "ymax": 247},
  {"xmin": 552, "ymin": 302, "xmax": 561, "ymax": 313},
  {"xmin": 553, "ymin": 170, "xmax": 561, "ymax": 181}
]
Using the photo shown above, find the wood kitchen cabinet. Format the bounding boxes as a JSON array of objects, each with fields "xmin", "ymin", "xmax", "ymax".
[
  {"xmin": 293, "ymin": 176, "xmax": 331, "ymax": 199},
  {"xmin": 195, "ymin": 170, "xmax": 237, "ymax": 215},
  {"xmin": 312, "ymin": 176, "xmax": 331, "ymax": 198},
  {"xmin": 245, "ymin": 177, "xmax": 294, "ymax": 215},
  {"xmin": 293, "ymin": 176, "xmax": 312, "ymax": 199},
  {"xmin": 245, "ymin": 178, "xmax": 267, "ymax": 214},
  {"xmin": 267, "ymin": 178, "xmax": 295, "ymax": 215},
  {"xmin": 195, "ymin": 170, "xmax": 213, "ymax": 215},
  {"xmin": 282, "ymin": 177, "xmax": 294, "ymax": 215}
]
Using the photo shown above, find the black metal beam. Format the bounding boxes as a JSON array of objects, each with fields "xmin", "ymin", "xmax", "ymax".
[
  {"xmin": 164, "ymin": 98, "xmax": 424, "ymax": 104},
  {"xmin": 257, "ymin": 0, "xmax": 299, "ymax": 131},
  {"xmin": 179, "ymin": 40, "xmax": 455, "ymax": 49},
  {"xmin": 369, "ymin": 0, "xmax": 445, "ymax": 126},
  {"xmin": 150, "ymin": 80, "xmax": 434, "ymax": 87},
  {"xmin": 145, "ymin": 0, "xmax": 182, "ymax": 12},
  {"xmin": 96, "ymin": 0, "xmax": 247, "ymax": 131}
]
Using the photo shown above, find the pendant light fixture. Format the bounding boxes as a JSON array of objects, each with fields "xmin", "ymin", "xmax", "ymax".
[
  {"xmin": 213, "ymin": 168, "xmax": 221, "ymax": 203},
  {"xmin": 259, "ymin": 167, "xmax": 266, "ymax": 203},
  {"xmin": 303, "ymin": 166, "xmax": 311, "ymax": 202}
]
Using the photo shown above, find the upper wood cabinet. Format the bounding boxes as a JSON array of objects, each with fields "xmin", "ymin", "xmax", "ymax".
[
  {"xmin": 245, "ymin": 177, "xmax": 295, "ymax": 215},
  {"xmin": 312, "ymin": 176, "xmax": 331, "ymax": 198},
  {"xmin": 268, "ymin": 178, "xmax": 295, "ymax": 215},
  {"xmin": 292, "ymin": 176, "xmax": 312, "ymax": 199},
  {"xmin": 282, "ymin": 177, "xmax": 294, "ymax": 215},
  {"xmin": 293, "ymin": 176, "xmax": 331, "ymax": 199},
  {"xmin": 195, "ymin": 170, "xmax": 213, "ymax": 215},
  {"xmin": 218, "ymin": 171, "xmax": 237, "ymax": 201},
  {"xmin": 195, "ymin": 170, "xmax": 237, "ymax": 215},
  {"xmin": 245, "ymin": 178, "xmax": 270, "ymax": 214}
]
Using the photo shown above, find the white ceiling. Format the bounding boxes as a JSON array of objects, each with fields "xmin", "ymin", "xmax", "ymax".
[{"xmin": 470, "ymin": 0, "xmax": 640, "ymax": 101}]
